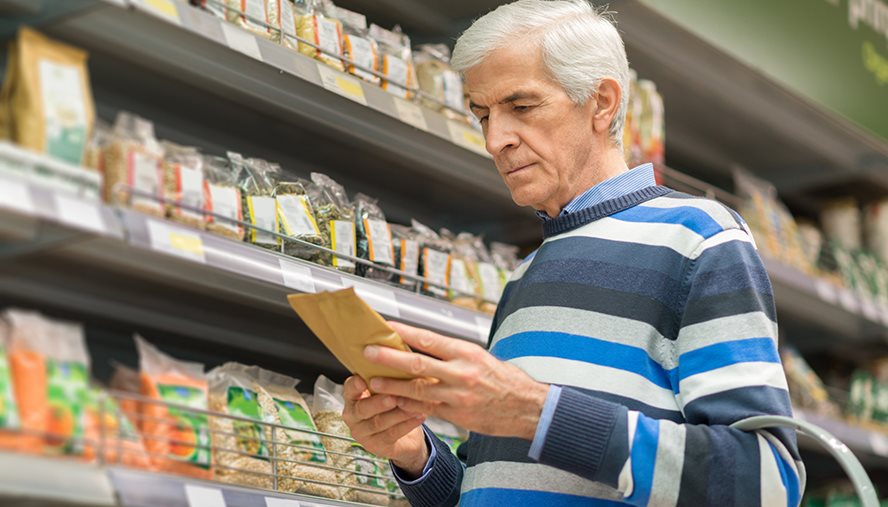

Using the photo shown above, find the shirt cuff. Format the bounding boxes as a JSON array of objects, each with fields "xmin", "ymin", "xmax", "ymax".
[
  {"xmin": 390, "ymin": 425, "xmax": 438, "ymax": 485},
  {"xmin": 528, "ymin": 384, "xmax": 562, "ymax": 461}
]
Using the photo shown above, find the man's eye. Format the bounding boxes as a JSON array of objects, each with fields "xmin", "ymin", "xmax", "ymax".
[{"xmin": 514, "ymin": 105, "xmax": 531, "ymax": 112}]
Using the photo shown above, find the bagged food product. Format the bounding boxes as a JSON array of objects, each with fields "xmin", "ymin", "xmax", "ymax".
[
  {"xmin": 369, "ymin": 24, "xmax": 416, "ymax": 100},
  {"xmin": 309, "ymin": 172, "xmax": 355, "ymax": 273},
  {"xmin": 162, "ymin": 142, "xmax": 206, "ymax": 230},
  {"xmin": 109, "ymin": 362, "xmax": 142, "ymax": 432},
  {"xmin": 224, "ymin": 0, "xmax": 274, "ymax": 39},
  {"xmin": 208, "ymin": 362, "xmax": 274, "ymax": 490},
  {"xmin": 237, "ymin": 154, "xmax": 281, "ymax": 251},
  {"xmin": 391, "ymin": 224, "xmax": 421, "ymax": 291},
  {"xmin": 275, "ymin": 178, "xmax": 326, "ymax": 262},
  {"xmin": 865, "ymin": 199, "xmax": 888, "ymax": 265},
  {"xmin": 354, "ymin": 193, "xmax": 395, "ymax": 280},
  {"xmin": 103, "ymin": 112, "xmax": 166, "ymax": 217},
  {"xmin": 276, "ymin": 0, "xmax": 299, "ymax": 49},
  {"xmin": 296, "ymin": 0, "xmax": 345, "ymax": 72},
  {"xmin": 136, "ymin": 335, "xmax": 212, "ymax": 479},
  {"xmin": 411, "ymin": 220, "xmax": 451, "ymax": 299},
  {"xmin": 256, "ymin": 367, "xmax": 340, "ymax": 499},
  {"xmin": 83, "ymin": 119, "xmax": 111, "ymax": 173},
  {"xmin": 2, "ymin": 310, "xmax": 90, "ymax": 456},
  {"xmin": 82, "ymin": 386, "xmax": 153, "ymax": 469},
  {"xmin": 414, "ymin": 44, "xmax": 465, "ymax": 120},
  {"xmin": 822, "ymin": 198, "xmax": 863, "ymax": 252},
  {"xmin": 313, "ymin": 375, "xmax": 389, "ymax": 505},
  {"xmin": 204, "ymin": 154, "xmax": 246, "ymax": 241},
  {"xmin": 473, "ymin": 237, "xmax": 503, "ymax": 314},
  {"xmin": 337, "ymin": 7, "xmax": 380, "ymax": 85},
  {"xmin": 0, "ymin": 317, "xmax": 21, "ymax": 450},
  {"xmin": 0, "ymin": 28, "xmax": 95, "ymax": 165},
  {"xmin": 444, "ymin": 231, "xmax": 482, "ymax": 309}
]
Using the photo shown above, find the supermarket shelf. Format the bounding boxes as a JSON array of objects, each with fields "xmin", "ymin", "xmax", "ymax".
[
  {"xmin": 12, "ymin": 0, "xmax": 540, "ymax": 244},
  {"xmin": 0, "ymin": 452, "xmax": 116, "ymax": 506},
  {"xmin": 795, "ymin": 409, "xmax": 888, "ymax": 471}
]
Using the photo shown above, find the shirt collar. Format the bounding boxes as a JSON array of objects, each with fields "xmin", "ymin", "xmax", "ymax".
[{"xmin": 536, "ymin": 163, "xmax": 657, "ymax": 221}]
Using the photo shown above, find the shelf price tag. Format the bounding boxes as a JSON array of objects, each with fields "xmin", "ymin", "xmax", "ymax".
[
  {"xmin": 317, "ymin": 64, "xmax": 367, "ymax": 105},
  {"xmin": 185, "ymin": 485, "xmax": 226, "ymax": 507},
  {"xmin": 279, "ymin": 259, "xmax": 316, "ymax": 293},
  {"xmin": 221, "ymin": 23, "xmax": 263, "ymax": 61},
  {"xmin": 147, "ymin": 220, "xmax": 206, "ymax": 264},
  {"xmin": 55, "ymin": 194, "xmax": 107, "ymax": 234},
  {"xmin": 0, "ymin": 180, "xmax": 35, "ymax": 214},
  {"xmin": 394, "ymin": 98, "xmax": 428, "ymax": 131},
  {"xmin": 342, "ymin": 278, "xmax": 400, "ymax": 318},
  {"xmin": 138, "ymin": 0, "xmax": 181, "ymax": 25},
  {"xmin": 265, "ymin": 499, "xmax": 303, "ymax": 507},
  {"xmin": 447, "ymin": 121, "xmax": 488, "ymax": 156},
  {"xmin": 837, "ymin": 289, "xmax": 859, "ymax": 314}
]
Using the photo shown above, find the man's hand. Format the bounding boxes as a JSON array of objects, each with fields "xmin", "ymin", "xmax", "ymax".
[
  {"xmin": 341, "ymin": 375, "xmax": 429, "ymax": 478},
  {"xmin": 364, "ymin": 321, "xmax": 549, "ymax": 440}
]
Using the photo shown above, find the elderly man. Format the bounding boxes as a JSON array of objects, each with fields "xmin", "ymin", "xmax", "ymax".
[{"xmin": 341, "ymin": 1, "xmax": 803, "ymax": 505}]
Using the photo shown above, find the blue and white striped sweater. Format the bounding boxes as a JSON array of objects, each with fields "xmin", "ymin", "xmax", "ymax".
[{"xmin": 397, "ymin": 186, "xmax": 802, "ymax": 506}]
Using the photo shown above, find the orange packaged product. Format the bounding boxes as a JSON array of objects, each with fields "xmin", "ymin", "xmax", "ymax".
[
  {"xmin": 136, "ymin": 335, "xmax": 212, "ymax": 479},
  {"xmin": 82, "ymin": 386, "xmax": 152, "ymax": 469},
  {"xmin": 0, "ymin": 316, "xmax": 22, "ymax": 452},
  {"xmin": 109, "ymin": 362, "xmax": 142, "ymax": 432}
]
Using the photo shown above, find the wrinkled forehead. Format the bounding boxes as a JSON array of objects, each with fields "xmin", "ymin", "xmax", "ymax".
[{"xmin": 463, "ymin": 40, "xmax": 560, "ymax": 104}]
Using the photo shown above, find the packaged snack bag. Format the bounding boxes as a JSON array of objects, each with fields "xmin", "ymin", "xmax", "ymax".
[{"xmin": 83, "ymin": 386, "xmax": 153, "ymax": 469}]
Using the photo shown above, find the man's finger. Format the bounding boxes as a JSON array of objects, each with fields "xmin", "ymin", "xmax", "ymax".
[
  {"xmin": 395, "ymin": 396, "xmax": 440, "ymax": 417},
  {"xmin": 389, "ymin": 321, "xmax": 470, "ymax": 361},
  {"xmin": 369, "ymin": 376, "xmax": 444, "ymax": 403},
  {"xmin": 360, "ymin": 408, "xmax": 421, "ymax": 437},
  {"xmin": 353, "ymin": 394, "xmax": 398, "ymax": 421},
  {"xmin": 343, "ymin": 375, "xmax": 369, "ymax": 401},
  {"xmin": 379, "ymin": 415, "xmax": 426, "ymax": 444},
  {"xmin": 364, "ymin": 344, "xmax": 454, "ymax": 380}
]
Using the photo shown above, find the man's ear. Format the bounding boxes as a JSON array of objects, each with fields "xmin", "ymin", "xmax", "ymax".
[{"xmin": 591, "ymin": 77, "xmax": 622, "ymax": 137}]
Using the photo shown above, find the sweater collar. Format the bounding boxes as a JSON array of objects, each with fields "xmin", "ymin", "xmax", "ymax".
[
  {"xmin": 542, "ymin": 186, "xmax": 672, "ymax": 239},
  {"xmin": 536, "ymin": 163, "xmax": 656, "ymax": 221}
]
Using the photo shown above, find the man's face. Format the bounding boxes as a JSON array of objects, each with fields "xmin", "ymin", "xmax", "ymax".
[{"xmin": 465, "ymin": 41, "xmax": 598, "ymax": 216}]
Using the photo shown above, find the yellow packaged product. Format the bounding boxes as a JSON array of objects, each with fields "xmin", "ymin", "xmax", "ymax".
[
  {"xmin": 369, "ymin": 24, "xmax": 416, "ymax": 100},
  {"xmin": 296, "ymin": 0, "xmax": 345, "ymax": 71},
  {"xmin": 162, "ymin": 142, "xmax": 206, "ymax": 230},
  {"xmin": 225, "ymin": 0, "xmax": 274, "ymax": 39},
  {"xmin": 0, "ymin": 27, "xmax": 95, "ymax": 165},
  {"xmin": 235, "ymin": 153, "xmax": 281, "ymax": 250},
  {"xmin": 308, "ymin": 172, "xmax": 355, "ymax": 272},
  {"xmin": 414, "ymin": 44, "xmax": 465, "ymax": 121},
  {"xmin": 337, "ymin": 7, "xmax": 379, "ymax": 85},
  {"xmin": 103, "ymin": 112, "xmax": 165, "ymax": 217}
]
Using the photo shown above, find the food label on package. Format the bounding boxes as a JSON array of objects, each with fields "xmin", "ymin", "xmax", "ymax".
[
  {"xmin": 346, "ymin": 35, "xmax": 376, "ymax": 82},
  {"xmin": 478, "ymin": 262, "xmax": 503, "ymax": 303},
  {"xmin": 207, "ymin": 184, "xmax": 242, "ymax": 232},
  {"xmin": 384, "ymin": 55, "xmax": 409, "ymax": 98},
  {"xmin": 330, "ymin": 220, "xmax": 356, "ymax": 269},
  {"xmin": 227, "ymin": 387, "xmax": 270, "ymax": 459},
  {"xmin": 0, "ymin": 348, "xmax": 19, "ymax": 430},
  {"xmin": 316, "ymin": 17, "xmax": 342, "ymax": 57},
  {"xmin": 273, "ymin": 397, "xmax": 327, "ymax": 463},
  {"xmin": 279, "ymin": 0, "xmax": 296, "ymax": 38},
  {"xmin": 46, "ymin": 360, "xmax": 89, "ymax": 454},
  {"xmin": 128, "ymin": 151, "xmax": 163, "ymax": 213},
  {"xmin": 399, "ymin": 239, "xmax": 420, "ymax": 285},
  {"xmin": 348, "ymin": 444, "xmax": 385, "ymax": 488},
  {"xmin": 277, "ymin": 195, "xmax": 320, "ymax": 237},
  {"xmin": 449, "ymin": 259, "xmax": 472, "ymax": 296},
  {"xmin": 442, "ymin": 70, "xmax": 464, "ymax": 112},
  {"xmin": 423, "ymin": 248, "xmax": 450, "ymax": 294},
  {"xmin": 241, "ymin": 0, "xmax": 267, "ymax": 33},
  {"xmin": 176, "ymin": 165, "xmax": 204, "ymax": 220},
  {"xmin": 38, "ymin": 59, "xmax": 88, "ymax": 165},
  {"xmin": 157, "ymin": 383, "xmax": 211, "ymax": 468},
  {"xmin": 247, "ymin": 195, "xmax": 279, "ymax": 246},
  {"xmin": 365, "ymin": 219, "xmax": 394, "ymax": 266}
]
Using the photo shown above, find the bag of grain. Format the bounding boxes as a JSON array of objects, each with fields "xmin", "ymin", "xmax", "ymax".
[
  {"xmin": 236, "ymin": 153, "xmax": 281, "ymax": 251},
  {"xmin": 338, "ymin": 6, "xmax": 380, "ymax": 85},
  {"xmin": 369, "ymin": 24, "xmax": 416, "ymax": 100},
  {"xmin": 204, "ymin": 154, "xmax": 246, "ymax": 241},
  {"xmin": 296, "ymin": 0, "xmax": 345, "ymax": 71},
  {"xmin": 224, "ymin": 0, "xmax": 275, "ymax": 39},
  {"xmin": 354, "ymin": 193, "xmax": 395, "ymax": 280},
  {"xmin": 103, "ymin": 112, "xmax": 165, "ymax": 217},
  {"xmin": 414, "ymin": 44, "xmax": 465, "ymax": 121},
  {"xmin": 309, "ymin": 172, "xmax": 355, "ymax": 273},
  {"xmin": 275, "ymin": 178, "xmax": 326, "ymax": 262},
  {"xmin": 162, "ymin": 141, "xmax": 206, "ymax": 230}
]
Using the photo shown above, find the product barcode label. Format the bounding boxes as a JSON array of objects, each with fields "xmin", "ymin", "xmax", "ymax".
[
  {"xmin": 331, "ymin": 220, "xmax": 356, "ymax": 268},
  {"xmin": 365, "ymin": 218, "xmax": 394, "ymax": 265},
  {"xmin": 248, "ymin": 196, "xmax": 278, "ymax": 246},
  {"xmin": 277, "ymin": 195, "xmax": 320, "ymax": 237},
  {"xmin": 176, "ymin": 165, "xmax": 204, "ymax": 220},
  {"xmin": 207, "ymin": 184, "xmax": 241, "ymax": 232}
]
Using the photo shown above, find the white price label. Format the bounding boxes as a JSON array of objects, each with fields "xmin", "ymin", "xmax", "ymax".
[
  {"xmin": 394, "ymin": 98, "xmax": 428, "ymax": 131},
  {"xmin": 279, "ymin": 259, "xmax": 316, "ymax": 293},
  {"xmin": 0, "ymin": 180, "xmax": 35, "ymax": 214},
  {"xmin": 342, "ymin": 278, "xmax": 400, "ymax": 318},
  {"xmin": 475, "ymin": 315, "xmax": 492, "ymax": 343},
  {"xmin": 147, "ymin": 220, "xmax": 206, "ymax": 263},
  {"xmin": 265, "ymin": 499, "xmax": 303, "ymax": 507},
  {"xmin": 447, "ymin": 121, "xmax": 488, "ymax": 156},
  {"xmin": 318, "ymin": 64, "xmax": 367, "ymax": 105},
  {"xmin": 139, "ymin": 0, "xmax": 181, "ymax": 25},
  {"xmin": 55, "ymin": 195, "xmax": 106, "ymax": 234},
  {"xmin": 837, "ymin": 289, "xmax": 860, "ymax": 313},
  {"xmin": 814, "ymin": 279, "xmax": 838, "ymax": 305},
  {"xmin": 185, "ymin": 485, "xmax": 225, "ymax": 507},
  {"xmin": 222, "ymin": 23, "xmax": 263, "ymax": 61},
  {"xmin": 870, "ymin": 433, "xmax": 888, "ymax": 457}
]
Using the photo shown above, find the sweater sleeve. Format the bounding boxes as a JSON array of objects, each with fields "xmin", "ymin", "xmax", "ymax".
[
  {"xmin": 531, "ymin": 227, "xmax": 804, "ymax": 506},
  {"xmin": 393, "ymin": 426, "xmax": 465, "ymax": 507}
]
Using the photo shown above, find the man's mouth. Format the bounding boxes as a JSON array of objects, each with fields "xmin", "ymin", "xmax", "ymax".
[{"xmin": 505, "ymin": 163, "xmax": 534, "ymax": 176}]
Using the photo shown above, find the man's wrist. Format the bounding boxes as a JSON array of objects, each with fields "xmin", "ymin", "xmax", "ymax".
[
  {"xmin": 519, "ymin": 381, "xmax": 551, "ymax": 440},
  {"xmin": 391, "ymin": 439, "xmax": 431, "ymax": 480}
]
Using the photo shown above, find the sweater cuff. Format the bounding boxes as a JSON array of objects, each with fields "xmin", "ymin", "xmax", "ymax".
[
  {"xmin": 532, "ymin": 386, "xmax": 627, "ymax": 486},
  {"xmin": 393, "ymin": 426, "xmax": 463, "ymax": 506}
]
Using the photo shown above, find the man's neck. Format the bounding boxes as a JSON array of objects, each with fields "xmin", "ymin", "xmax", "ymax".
[{"xmin": 538, "ymin": 149, "xmax": 630, "ymax": 218}]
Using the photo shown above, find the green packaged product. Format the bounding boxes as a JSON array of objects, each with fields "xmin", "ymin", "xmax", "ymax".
[
  {"xmin": 235, "ymin": 153, "xmax": 281, "ymax": 251},
  {"xmin": 275, "ymin": 178, "xmax": 326, "ymax": 262},
  {"xmin": 310, "ymin": 172, "xmax": 356, "ymax": 273},
  {"xmin": 354, "ymin": 193, "xmax": 395, "ymax": 280}
]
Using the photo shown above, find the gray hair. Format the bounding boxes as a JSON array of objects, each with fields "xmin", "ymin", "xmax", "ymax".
[{"xmin": 452, "ymin": 0, "xmax": 630, "ymax": 146}]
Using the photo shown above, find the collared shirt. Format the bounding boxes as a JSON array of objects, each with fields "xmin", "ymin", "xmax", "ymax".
[{"xmin": 535, "ymin": 163, "xmax": 657, "ymax": 220}]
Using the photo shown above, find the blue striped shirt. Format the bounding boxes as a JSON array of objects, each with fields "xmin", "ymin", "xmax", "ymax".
[{"xmin": 536, "ymin": 163, "xmax": 656, "ymax": 220}]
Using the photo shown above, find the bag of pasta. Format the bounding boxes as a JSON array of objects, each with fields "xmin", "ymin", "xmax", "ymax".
[
  {"xmin": 354, "ymin": 193, "xmax": 395, "ymax": 280},
  {"xmin": 414, "ymin": 44, "xmax": 465, "ymax": 121},
  {"xmin": 237, "ymin": 153, "xmax": 281, "ymax": 251},
  {"xmin": 103, "ymin": 112, "xmax": 165, "ymax": 217},
  {"xmin": 312, "ymin": 376, "xmax": 388, "ymax": 505},
  {"xmin": 204, "ymin": 154, "xmax": 245, "ymax": 241},
  {"xmin": 411, "ymin": 220, "xmax": 451, "ymax": 299},
  {"xmin": 224, "ymin": 0, "xmax": 276, "ymax": 39},
  {"xmin": 390, "ymin": 224, "xmax": 421, "ymax": 291},
  {"xmin": 309, "ymin": 172, "xmax": 355, "ymax": 273},
  {"xmin": 337, "ymin": 6, "xmax": 379, "ymax": 85},
  {"xmin": 445, "ymin": 231, "xmax": 482, "ymax": 310},
  {"xmin": 162, "ymin": 142, "xmax": 206, "ymax": 230},
  {"xmin": 369, "ymin": 24, "xmax": 416, "ymax": 100},
  {"xmin": 256, "ymin": 368, "xmax": 340, "ymax": 499},
  {"xmin": 296, "ymin": 0, "xmax": 345, "ymax": 71},
  {"xmin": 275, "ymin": 178, "xmax": 326, "ymax": 262}
]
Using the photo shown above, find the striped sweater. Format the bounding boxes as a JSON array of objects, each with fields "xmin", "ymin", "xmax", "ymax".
[{"xmin": 397, "ymin": 185, "xmax": 803, "ymax": 506}]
